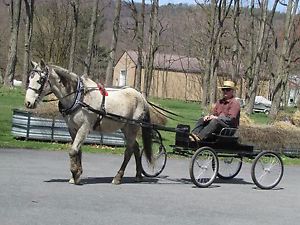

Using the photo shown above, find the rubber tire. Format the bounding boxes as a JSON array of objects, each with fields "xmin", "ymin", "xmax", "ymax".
[
  {"xmin": 141, "ymin": 130, "xmax": 167, "ymax": 177},
  {"xmin": 251, "ymin": 151, "xmax": 284, "ymax": 189},
  {"xmin": 217, "ymin": 156, "xmax": 243, "ymax": 179},
  {"xmin": 189, "ymin": 146, "xmax": 219, "ymax": 188}
]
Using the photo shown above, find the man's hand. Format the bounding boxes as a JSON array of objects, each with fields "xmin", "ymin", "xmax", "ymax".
[{"xmin": 204, "ymin": 115, "xmax": 217, "ymax": 121}]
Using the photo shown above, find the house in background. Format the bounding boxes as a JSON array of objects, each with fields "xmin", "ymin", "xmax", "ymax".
[
  {"xmin": 113, "ymin": 50, "xmax": 271, "ymax": 102},
  {"xmin": 113, "ymin": 50, "xmax": 203, "ymax": 101}
]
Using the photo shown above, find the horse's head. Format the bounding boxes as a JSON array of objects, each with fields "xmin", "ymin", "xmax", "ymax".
[{"xmin": 24, "ymin": 60, "xmax": 52, "ymax": 109}]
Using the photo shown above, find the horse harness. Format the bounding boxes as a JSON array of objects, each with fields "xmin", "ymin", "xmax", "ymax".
[
  {"xmin": 27, "ymin": 68, "xmax": 50, "ymax": 96},
  {"xmin": 58, "ymin": 78, "xmax": 107, "ymax": 124}
]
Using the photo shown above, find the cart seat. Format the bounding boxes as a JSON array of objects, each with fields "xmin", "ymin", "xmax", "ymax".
[{"xmin": 213, "ymin": 127, "xmax": 239, "ymax": 143}]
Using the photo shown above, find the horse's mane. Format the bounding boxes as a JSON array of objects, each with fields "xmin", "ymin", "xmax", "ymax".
[{"xmin": 50, "ymin": 65, "xmax": 79, "ymax": 82}]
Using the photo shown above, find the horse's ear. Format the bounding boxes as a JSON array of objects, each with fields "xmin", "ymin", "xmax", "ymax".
[
  {"xmin": 31, "ymin": 61, "xmax": 38, "ymax": 68},
  {"xmin": 40, "ymin": 59, "xmax": 46, "ymax": 69}
]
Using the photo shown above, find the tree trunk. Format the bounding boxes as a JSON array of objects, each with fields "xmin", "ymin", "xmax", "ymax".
[
  {"xmin": 244, "ymin": 0, "xmax": 279, "ymax": 115},
  {"xmin": 68, "ymin": 0, "xmax": 80, "ymax": 72},
  {"xmin": 84, "ymin": 0, "xmax": 99, "ymax": 77},
  {"xmin": 4, "ymin": 0, "xmax": 22, "ymax": 87},
  {"xmin": 231, "ymin": 0, "xmax": 241, "ymax": 84},
  {"xmin": 105, "ymin": 0, "xmax": 121, "ymax": 86},
  {"xmin": 135, "ymin": 0, "xmax": 145, "ymax": 91},
  {"xmin": 270, "ymin": 0, "xmax": 299, "ymax": 118},
  {"xmin": 143, "ymin": 0, "xmax": 159, "ymax": 98},
  {"xmin": 23, "ymin": 0, "xmax": 35, "ymax": 88}
]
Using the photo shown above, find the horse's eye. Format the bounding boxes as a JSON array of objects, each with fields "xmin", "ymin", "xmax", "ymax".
[{"xmin": 37, "ymin": 77, "xmax": 45, "ymax": 85}]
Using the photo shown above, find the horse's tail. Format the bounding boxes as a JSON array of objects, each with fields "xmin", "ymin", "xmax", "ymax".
[{"xmin": 142, "ymin": 106, "xmax": 153, "ymax": 164}]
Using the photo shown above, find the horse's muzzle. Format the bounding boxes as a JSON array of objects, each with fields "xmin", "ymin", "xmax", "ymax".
[{"xmin": 24, "ymin": 100, "xmax": 36, "ymax": 109}]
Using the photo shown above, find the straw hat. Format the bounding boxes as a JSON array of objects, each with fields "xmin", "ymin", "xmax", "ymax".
[{"xmin": 218, "ymin": 80, "xmax": 236, "ymax": 89}]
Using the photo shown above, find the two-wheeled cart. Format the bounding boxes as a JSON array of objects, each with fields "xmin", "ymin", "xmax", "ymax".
[{"xmin": 141, "ymin": 124, "xmax": 284, "ymax": 190}]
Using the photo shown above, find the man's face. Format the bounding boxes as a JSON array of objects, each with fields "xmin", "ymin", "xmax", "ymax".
[{"xmin": 222, "ymin": 88, "xmax": 234, "ymax": 99}]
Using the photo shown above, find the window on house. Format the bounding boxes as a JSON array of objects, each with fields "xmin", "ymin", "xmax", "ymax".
[{"xmin": 119, "ymin": 70, "xmax": 127, "ymax": 86}]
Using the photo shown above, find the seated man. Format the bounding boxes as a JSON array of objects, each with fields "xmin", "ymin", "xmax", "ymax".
[{"xmin": 190, "ymin": 80, "xmax": 240, "ymax": 142}]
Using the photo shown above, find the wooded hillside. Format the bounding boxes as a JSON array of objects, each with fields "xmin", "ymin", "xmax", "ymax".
[{"xmin": 0, "ymin": 0, "xmax": 299, "ymax": 117}]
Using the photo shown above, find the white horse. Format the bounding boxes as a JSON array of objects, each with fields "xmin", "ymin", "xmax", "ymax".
[{"xmin": 24, "ymin": 60, "xmax": 153, "ymax": 185}]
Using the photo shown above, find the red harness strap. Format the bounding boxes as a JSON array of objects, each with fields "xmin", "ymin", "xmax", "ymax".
[{"xmin": 97, "ymin": 83, "xmax": 108, "ymax": 96}]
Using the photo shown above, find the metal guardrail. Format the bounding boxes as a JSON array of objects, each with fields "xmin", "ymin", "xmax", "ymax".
[{"xmin": 11, "ymin": 109, "xmax": 126, "ymax": 146}]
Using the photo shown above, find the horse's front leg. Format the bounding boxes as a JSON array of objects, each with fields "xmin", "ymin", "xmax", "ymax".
[{"xmin": 68, "ymin": 124, "xmax": 90, "ymax": 185}]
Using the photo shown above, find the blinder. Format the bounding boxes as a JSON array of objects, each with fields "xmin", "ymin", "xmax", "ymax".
[{"xmin": 27, "ymin": 68, "xmax": 50, "ymax": 96}]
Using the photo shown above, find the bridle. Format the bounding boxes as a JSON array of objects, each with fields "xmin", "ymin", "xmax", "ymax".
[{"xmin": 27, "ymin": 68, "xmax": 50, "ymax": 97}]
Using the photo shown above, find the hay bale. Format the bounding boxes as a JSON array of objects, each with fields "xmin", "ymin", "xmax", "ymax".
[
  {"xmin": 239, "ymin": 111, "xmax": 253, "ymax": 125},
  {"xmin": 292, "ymin": 110, "xmax": 300, "ymax": 127},
  {"xmin": 273, "ymin": 121, "xmax": 297, "ymax": 130},
  {"xmin": 274, "ymin": 111, "xmax": 292, "ymax": 123},
  {"xmin": 238, "ymin": 124, "xmax": 300, "ymax": 151},
  {"xmin": 27, "ymin": 94, "xmax": 60, "ymax": 118}
]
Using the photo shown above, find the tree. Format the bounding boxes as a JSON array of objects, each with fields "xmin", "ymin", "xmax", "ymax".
[
  {"xmin": 143, "ymin": 0, "xmax": 159, "ymax": 98},
  {"xmin": 68, "ymin": 0, "xmax": 80, "ymax": 72},
  {"xmin": 125, "ymin": 0, "xmax": 145, "ymax": 91},
  {"xmin": 195, "ymin": 0, "xmax": 233, "ymax": 106},
  {"xmin": 4, "ymin": 0, "xmax": 22, "ymax": 86},
  {"xmin": 34, "ymin": 1, "xmax": 73, "ymax": 65},
  {"xmin": 270, "ymin": 0, "xmax": 300, "ymax": 117},
  {"xmin": 83, "ymin": 0, "xmax": 99, "ymax": 76},
  {"xmin": 244, "ymin": 0, "xmax": 279, "ymax": 115},
  {"xmin": 23, "ymin": 0, "xmax": 35, "ymax": 88},
  {"xmin": 105, "ymin": 0, "xmax": 121, "ymax": 86}
]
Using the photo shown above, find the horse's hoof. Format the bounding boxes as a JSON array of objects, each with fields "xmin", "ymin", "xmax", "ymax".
[
  {"xmin": 69, "ymin": 178, "xmax": 75, "ymax": 184},
  {"xmin": 112, "ymin": 178, "xmax": 121, "ymax": 185}
]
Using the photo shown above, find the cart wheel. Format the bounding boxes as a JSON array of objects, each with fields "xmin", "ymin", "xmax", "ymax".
[
  {"xmin": 217, "ymin": 156, "xmax": 243, "ymax": 179},
  {"xmin": 141, "ymin": 130, "xmax": 167, "ymax": 177},
  {"xmin": 251, "ymin": 151, "xmax": 284, "ymax": 189},
  {"xmin": 189, "ymin": 147, "xmax": 219, "ymax": 188}
]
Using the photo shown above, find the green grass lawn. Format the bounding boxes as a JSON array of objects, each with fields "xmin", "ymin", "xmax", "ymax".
[{"xmin": 1, "ymin": 86, "xmax": 299, "ymax": 165}]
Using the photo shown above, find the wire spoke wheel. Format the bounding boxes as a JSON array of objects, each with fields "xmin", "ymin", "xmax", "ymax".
[
  {"xmin": 141, "ymin": 130, "xmax": 167, "ymax": 177},
  {"xmin": 251, "ymin": 151, "xmax": 284, "ymax": 189},
  {"xmin": 189, "ymin": 147, "xmax": 218, "ymax": 188},
  {"xmin": 217, "ymin": 156, "xmax": 243, "ymax": 179}
]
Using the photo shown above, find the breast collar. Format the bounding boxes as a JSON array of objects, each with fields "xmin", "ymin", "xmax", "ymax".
[{"xmin": 59, "ymin": 77, "xmax": 84, "ymax": 116}]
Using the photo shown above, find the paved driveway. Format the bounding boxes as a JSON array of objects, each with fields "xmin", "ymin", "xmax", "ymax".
[{"xmin": 1, "ymin": 148, "xmax": 299, "ymax": 225}]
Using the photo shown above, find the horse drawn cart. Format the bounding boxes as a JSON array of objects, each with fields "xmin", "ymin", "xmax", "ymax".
[
  {"xmin": 24, "ymin": 60, "xmax": 284, "ymax": 188},
  {"xmin": 141, "ymin": 124, "xmax": 284, "ymax": 190}
]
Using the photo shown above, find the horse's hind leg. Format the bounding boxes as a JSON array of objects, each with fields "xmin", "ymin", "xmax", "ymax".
[
  {"xmin": 133, "ymin": 141, "xmax": 143, "ymax": 182},
  {"xmin": 112, "ymin": 145, "xmax": 134, "ymax": 185},
  {"xmin": 112, "ymin": 126, "xmax": 139, "ymax": 185}
]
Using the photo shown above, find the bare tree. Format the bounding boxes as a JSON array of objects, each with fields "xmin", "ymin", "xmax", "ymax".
[
  {"xmin": 270, "ymin": 0, "xmax": 300, "ymax": 117},
  {"xmin": 4, "ymin": 0, "xmax": 22, "ymax": 86},
  {"xmin": 23, "ymin": 0, "xmax": 35, "ymax": 88},
  {"xmin": 195, "ymin": 0, "xmax": 233, "ymax": 106},
  {"xmin": 143, "ymin": 0, "xmax": 159, "ymax": 98},
  {"xmin": 34, "ymin": 1, "xmax": 75, "ymax": 65},
  {"xmin": 244, "ymin": 0, "xmax": 279, "ymax": 115},
  {"xmin": 83, "ymin": 0, "xmax": 99, "ymax": 76},
  {"xmin": 68, "ymin": 0, "xmax": 79, "ymax": 72},
  {"xmin": 105, "ymin": 0, "xmax": 121, "ymax": 86},
  {"xmin": 125, "ymin": 0, "xmax": 145, "ymax": 91}
]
